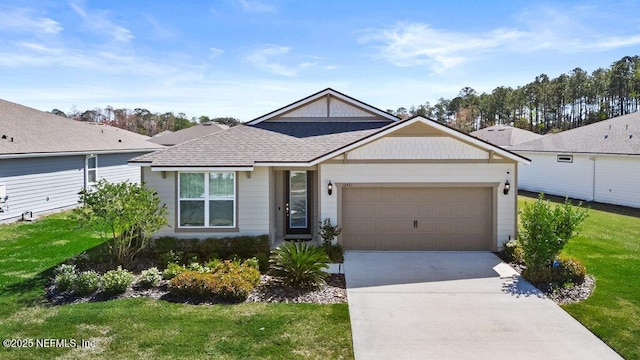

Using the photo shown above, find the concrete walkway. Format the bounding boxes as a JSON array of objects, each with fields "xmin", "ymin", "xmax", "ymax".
[{"xmin": 345, "ymin": 251, "xmax": 621, "ymax": 360}]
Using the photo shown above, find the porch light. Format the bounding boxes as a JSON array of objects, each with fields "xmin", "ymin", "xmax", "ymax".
[
  {"xmin": 328, "ymin": 181, "xmax": 333, "ymax": 196},
  {"xmin": 503, "ymin": 180, "xmax": 510, "ymax": 195}
]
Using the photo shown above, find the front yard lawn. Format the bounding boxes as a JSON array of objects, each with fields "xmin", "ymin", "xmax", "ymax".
[
  {"xmin": 519, "ymin": 194, "xmax": 640, "ymax": 359},
  {"xmin": 0, "ymin": 213, "xmax": 353, "ymax": 359}
]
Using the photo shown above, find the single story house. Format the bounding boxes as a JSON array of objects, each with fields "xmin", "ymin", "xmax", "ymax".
[
  {"xmin": 509, "ymin": 112, "xmax": 640, "ymax": 208},
  {"xmin": 131, "ymin": 89, "xmax": 530, "ymax": 251},
  {"xmin": 148, "ymin": 122, "xmax": 227, "ymax": 146},
  {"xmin": 470, "ymin": 124, "xmax": 543, "ymax": 147},
  {"xmin": 0, "ymin": 99, "xmax": 164, "ymax": 222}
]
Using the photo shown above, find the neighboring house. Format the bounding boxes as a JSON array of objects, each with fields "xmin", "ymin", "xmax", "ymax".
[
  {"xmin": 470, "ymin": 124, "xmax": 543, "ymax": 147},
  {"xmin": 509, "ymin": 113, "xmax": 640, "ymax": 208},
  {"xmin": 0, "ymin": 99, "xmax": 164, "ymax": 222},
  {"xmin": 148, "ymin": 122, "xmax": 227, "ymax": 146},
  {"xmin": 131, "ymin": 89, "xmax": 529, "ymax": 251}
]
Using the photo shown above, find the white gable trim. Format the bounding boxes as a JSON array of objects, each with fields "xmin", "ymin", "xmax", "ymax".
[
  {"xmin": 247, "ymin": 88, "xmax": 398, "ymax": 125},
  {"xmin": 309, "ymin": 116, "xmax": 531, "ymax": 165}
]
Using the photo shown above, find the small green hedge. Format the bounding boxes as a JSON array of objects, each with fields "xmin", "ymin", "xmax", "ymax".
[
  {"xmin": 151, "ymin": 235, "xmax": 270, "ymax": 271},
  {"xmin": 168, "ymin": 259, "xmax": 261, "ymax": 302}
]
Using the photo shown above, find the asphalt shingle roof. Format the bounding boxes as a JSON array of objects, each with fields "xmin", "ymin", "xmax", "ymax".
[
  {"xmin": 0, "ymin": 99, "xmax": 164, "ymax": 156},
  {"xmin": 508, "ymin": 112, "xmax": 640, "ymax": 155},
  {"xmin": 148, "ymin": 122, "xmax": 227, "ymax": 146},
  {"xmin": 131, "ymin": 122, "xmax": 390, "ymax": 167},
  {"xmin": 470, "ymin": 125, "xmax": 543, "ymax": 147}
]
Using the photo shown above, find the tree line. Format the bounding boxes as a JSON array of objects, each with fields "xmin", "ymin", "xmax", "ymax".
[
  {"xmin": 388, "ymin": 55, "xmax": 640, "ymax": 134},
  {"xmin": 50, "ymin": 106, "xmax": 240, "ymax": 136}
]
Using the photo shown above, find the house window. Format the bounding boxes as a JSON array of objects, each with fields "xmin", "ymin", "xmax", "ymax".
[
  {"xmin": 178, "ymin": 172, "xmax": 236, "ymax": 228},
  {"xmin": 86, "ymin": 155, "xmax": 98, "ymax": 185},
  {"xmin": 557, "ymin": 155, "xmax": 573, "ymax": 163}
]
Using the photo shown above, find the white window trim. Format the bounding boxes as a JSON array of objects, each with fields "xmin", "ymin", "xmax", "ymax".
[
  {"xmin": 178, "ymin": 172, "xmax": 236, "ymax": 229},
  {"xmin": 85, "ymin": 154, "xmax": 98, "ymax": 188}
]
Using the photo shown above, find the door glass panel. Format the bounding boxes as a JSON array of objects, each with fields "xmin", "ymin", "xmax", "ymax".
[{"xmin": 289, "ymin": 171, "xmax": 307, "ymax": 228}]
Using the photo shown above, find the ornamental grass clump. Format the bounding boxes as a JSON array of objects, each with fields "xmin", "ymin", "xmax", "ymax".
[
  {"xmin": 269, "ymin": 242, "xmax": 330, "ymax": 289},
  {"xmin": 519, "ymin": 194, "xmax": 588, "ymax": 285}
]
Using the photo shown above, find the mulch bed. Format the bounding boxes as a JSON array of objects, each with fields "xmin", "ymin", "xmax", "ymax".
[
  {"xmin": 46, "ymin": 274, "xmax": 347, "ymax": 306},
  {"xmin": 507, "ymin": 262, "xmax": 595, "ymax": 305}
]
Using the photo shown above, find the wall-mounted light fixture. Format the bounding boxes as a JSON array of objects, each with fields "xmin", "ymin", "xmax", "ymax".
[
  {"xmin": 503, "ymin": 180, "xmax": 510, "ymax": 195},
  {"xmin": 328, "ymin": 181, "xmax": 333, "ymax": 196}
]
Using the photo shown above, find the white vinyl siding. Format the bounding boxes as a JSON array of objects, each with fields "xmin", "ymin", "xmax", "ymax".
[
  {"xmin": 320, "ymin": 162, "xmax": 517, "ymax": 250},
  {"xmin": 517, "ymin": 152, "xmax": 594, "ymax": 201},
  {"xmin": 517, "ymin": 152, "xmax": 640, "ymax": 208},
  {"xmin": 178, "ymin": 172, "xmax": 236, "ymax": 228},
  {"xmin": 0, "ymin": 152, "xmax": 148, "ymax": 222},
  {"xmin": 593, "ymin": 156, "xmax": 640, "ymax": 208}
]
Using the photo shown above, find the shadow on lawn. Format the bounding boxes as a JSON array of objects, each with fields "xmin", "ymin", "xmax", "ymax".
[{"xmin": 519, "ymin": 190, "xmax": 640, "ymax": 218}]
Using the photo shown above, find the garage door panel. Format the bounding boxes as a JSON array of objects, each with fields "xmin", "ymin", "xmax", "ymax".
[{"xmin": 342, "ymin": 187, "xmax": 493, "ymax": 251}]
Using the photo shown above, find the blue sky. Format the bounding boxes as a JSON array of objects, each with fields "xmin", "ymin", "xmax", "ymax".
[{"xmin": 1, "ymin": 0, "xmax": 639, "ymax": 121}]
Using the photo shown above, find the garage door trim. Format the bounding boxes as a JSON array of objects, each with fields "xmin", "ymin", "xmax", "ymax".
[{"xmin": 337, "ymin": 182, "xmax": 498, "ymax": 251}]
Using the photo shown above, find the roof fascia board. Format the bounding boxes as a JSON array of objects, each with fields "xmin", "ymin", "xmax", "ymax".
[
  {"xmin": 247, "ymin": 88, "xmax": 398, "ymax": 125},
  {"xmin": 512, "ymin": 150, "xmax": 640, "ymax": 157},
  {"xmin": 150, "ymin": 166, "xmax": 254, "ymax": 172},
  {"xmin": 0, "ymin": 148, "xmax": 161, "ymax": 160}
]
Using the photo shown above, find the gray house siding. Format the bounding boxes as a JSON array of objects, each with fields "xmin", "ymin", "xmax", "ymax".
[{"xmin": 0, "ymin": 151, "xmax": 149, "ymax": 222}]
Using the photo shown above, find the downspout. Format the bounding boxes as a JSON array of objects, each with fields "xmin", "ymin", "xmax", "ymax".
[{"xmin": 590, "ymin": 156, "xmax": 596, "ymax": 201}]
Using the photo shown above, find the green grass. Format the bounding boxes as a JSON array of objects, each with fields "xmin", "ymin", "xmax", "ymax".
[
  {"xmin": 519, "ymin": 195, "xmax": 640, "ymax": 359},
  {"xmin": 0, "ymin": 213, "xmax": 353, "ymax": 359}
]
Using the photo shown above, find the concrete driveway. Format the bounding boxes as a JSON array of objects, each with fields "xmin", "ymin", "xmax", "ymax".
[{"xmin": 345, "ymin": 251, "xmax": 621, "ymax": 360}]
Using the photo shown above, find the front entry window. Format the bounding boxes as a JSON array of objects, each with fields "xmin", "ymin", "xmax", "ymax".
[{"xmin": 289, "ymin": 171, "xmax": 308, "ymax": 229}]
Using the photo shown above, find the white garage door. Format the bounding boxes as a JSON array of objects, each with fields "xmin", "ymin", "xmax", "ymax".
[{"xmin": 341, "ymin": 187, "xmax": 493, "ymax": 251}]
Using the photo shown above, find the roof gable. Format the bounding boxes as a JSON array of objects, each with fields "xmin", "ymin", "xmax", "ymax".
[
  {"xmin": 311, "ymin": 116, "xmax": 530, "ymax": 165},
  {"xmin": 247, "ymin": 88, "xmax": 398, "ymax": 125}
]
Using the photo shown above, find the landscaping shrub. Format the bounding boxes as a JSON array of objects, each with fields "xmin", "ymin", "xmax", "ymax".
[
  {"xmin": 159, "ymin": 250, "xmax": 183, "ymax": 267},
  {"xmin": 73, "ymin": 270, "xmax": 101, "ymax": 296},
  {"xmin": 519, "ymin": 194, "xmax": 587, "ymax": 283},
  {"xmin": 162, "ymin": 263, "xmax": 186, "ymax": 280},
  {"xmin": 502, "ymin": 239, "xmax": 524, "ymax": 264},
  {"xmin": 74, "ymin": 180, "xmax": 168, "ymax": 266},
  {"xmin": 319, "ymin": 218, "xmax": 342, "ymax": 245},
  {"xmin": 322, "ymin": 243, "xmax": 344, "ymax": 263},
  {"xmin": 552, "ymin": 256, "xmax": 587, "ymax": 284},
  {"xmin": 269, "ymin": 242, "xmax": 329, "ymax": 289},
  {"xmin": 138, "ymin": 267, "xmax": 162, "ymax": 288},
  {"xmin": 152, "ymin": 235, "xmax": 270, "ymax": 266},
  {"xmin": 102, "ymin": 266, "xmax": 134, "ymax": 294},
  {"xmin": 168, "ymin": 259, "xmax": 260, "ymax": 302},
  {"xmin": 53, "ymin": 264, "xmax": 77, "ymax": 291}
]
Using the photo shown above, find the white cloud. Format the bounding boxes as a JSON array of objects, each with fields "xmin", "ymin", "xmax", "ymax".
[
  {"xmin": 70, "ymin": 2, "xmax": 133, "ymax": 43},
  {"xmin": 0, "ymin": 7, "xmax": 62, "ymax": 34},
  {"xmin": 235, "ymin": 0, "xmax": 276, "ymax": 14},
  {"xmin": 359, "ymin": 4, "xmax": 640, "ymax": 72},
  {"xmin": 210, "ymin": 48, "xmax": 225, "ymax": 58},
  {"xmin": 245, "ymin": 45, "xmax": 317, "ymax": 77},
  {"xmin": 359, "ymin": 22, "xmax": 524, "ymax": 73}
]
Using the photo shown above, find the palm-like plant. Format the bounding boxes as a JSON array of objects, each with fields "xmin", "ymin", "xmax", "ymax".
[{"xmin": 269, "ymin": 242, "xmax": 330, "ymax": 289}]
